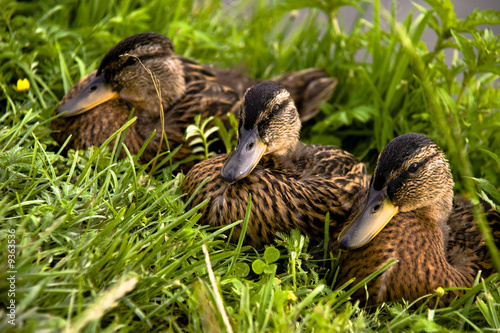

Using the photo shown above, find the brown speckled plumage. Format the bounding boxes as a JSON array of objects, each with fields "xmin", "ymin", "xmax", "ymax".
[
  {"xmin": 52, "ymin": 32, "xmax": 337, "ymax": 169},
  {"xmin": 182, "ymin": 81, "xmax": 367, "ymax": 247},
  {"xmin": 334, "ymin": 133, "xmax": 500, "ymax": 306}
]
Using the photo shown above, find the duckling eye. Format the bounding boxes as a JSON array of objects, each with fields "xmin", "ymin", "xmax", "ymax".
[
  {"xmin": 124, "ymin": 56, "xmax": 138, "ymax": 67},
  {"xmin": 272, "ymin": 104, "xmax": 280, "ymax": 113},
  {"xmin": 408, "ymin": 162, "xmax": 419, "ymax": 173}
]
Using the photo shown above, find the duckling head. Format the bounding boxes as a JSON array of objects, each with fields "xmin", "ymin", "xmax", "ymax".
[
  {"xmin": 339, "ymin": 133, "xmax": 454, "ymax": 250},
  {"xmin": 57, "ymin": 32, "xmax": 186, "ymax": 118},
  {"xmin": 220, "ymin": 81, "xmax": 301, "ymax": 182}
]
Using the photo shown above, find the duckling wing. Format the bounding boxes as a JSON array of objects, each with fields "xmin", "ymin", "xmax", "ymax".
[
  {"xmin": 291, "ymin": 144, "xmax": 368, "ymax": 236},
  {"xmin": 446, "ymin": 200, "xmax": 500, "ymax": 277},
  {"xmin": 180, "ymin": 55, "xmax": 336, "ymax": 123},
  {"xmin": 178, "ymin": 56, "xmax": 219, "ymax": 83},
  {"xmin": 139, "ymin": 81, "xmax": 240, "ymax": 172}
]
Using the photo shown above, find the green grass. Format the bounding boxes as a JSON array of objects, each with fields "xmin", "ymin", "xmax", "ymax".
[{"xmin": 1, "ymin": 0, "xmax": 500, "ymax": 331}]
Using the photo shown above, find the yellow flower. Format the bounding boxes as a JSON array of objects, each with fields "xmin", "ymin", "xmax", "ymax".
[
  {"xmin": 435, "ymin": 287, "xmax": 445, "ymax": 297},
  {"xmin": 14, "ymin": 78, "xmax": 30, "ymax": 92},
  {"xmin": 287, "ymin": 291, "xmax": 297, "ymax": 302}
]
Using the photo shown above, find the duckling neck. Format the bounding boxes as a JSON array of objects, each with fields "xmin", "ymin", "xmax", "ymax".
[
  {"xmin": 263, "ymin": 141, "xmax": 307, "ymax": 175},
  {"xmin": 158, "ymin": 57, "xmax": 187, "ymax": 109},
  {"xmin": 130, "ymin": 57, "xmax": 187, "ymax": 118},
  {"xmin": 270, "ymin": 140, "xmax": 303, "ymax": 160},
  {"xmin": 415, "ymin": 189, "xmax": 454, "ymax": 249}
]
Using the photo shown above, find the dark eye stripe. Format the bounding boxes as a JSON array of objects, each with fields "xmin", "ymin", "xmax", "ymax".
[
  {"xmin": 408, "ymin": 152, "xmax": 440, "ymax": 172},
  {"xmin": 275, "ymin": 99, "xmax": 291, "ymax": 111}
]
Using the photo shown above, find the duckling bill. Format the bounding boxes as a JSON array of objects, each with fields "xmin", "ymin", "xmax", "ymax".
[
  {"xmin": 335, "ymin": 133, "xmax": 500, "ymax": 306},
  {"xmin": 182, "ymin": 81, "xmax": 367, "ymax": 247},
  {"xmin": 219, "ymin": 82, "xmax": 293, "ymax": 182},
  {"xmin": 57, "ymin": 73, "xmax": 118, "ymax": 117},
  {"xmin": 338, "ymin": 185, "xmax": 400, "ymax": 249},
  {"xmin": 219, "ymin": 124, "xmax": 267, "ymax": 182}
]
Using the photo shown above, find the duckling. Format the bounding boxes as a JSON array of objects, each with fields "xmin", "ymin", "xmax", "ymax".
[
  {"xmin": 52, "ymin": 32, "xmax": 240, "ymax": 171},
  {"xmin": 335, "ymin": 133, "xmax": 500, "ymax": 306},
  {"xmin": 182, "ymin": 81, "xmax": 367, "ymax": 247},
  {"xmin": 52, "ymin": 32, "xmax": 337, "ymax": 165}
]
